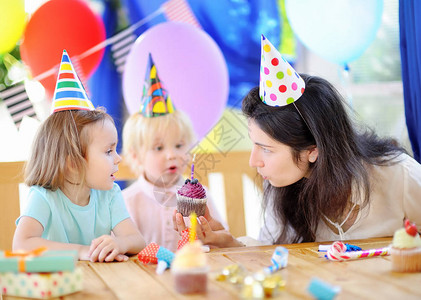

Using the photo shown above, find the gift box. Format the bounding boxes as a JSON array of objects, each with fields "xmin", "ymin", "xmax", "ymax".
[
  {"xmin": 0, "ymin": 248, "xmax": 77, "ymax": 273},
  {"xmin": 0, "ymin": 267, "xmax": 83, "ymax": 299}
]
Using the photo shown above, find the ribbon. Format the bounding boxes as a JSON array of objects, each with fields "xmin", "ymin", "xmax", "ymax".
[{"xmin": 4, "ymin": 247, "xmax": 47, "ymax": 272}]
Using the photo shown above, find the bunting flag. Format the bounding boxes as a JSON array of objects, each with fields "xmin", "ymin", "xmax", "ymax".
[
  {"xmin": 110, "ymin": 26, "xmax": 138, "ymax": 74},
  {"xmin": 161, "ymin": 0, "xmax": 202, "ymax": 29},
  {"xmin": 109, "ymin": 0, "xmax": 201, "ymax": 74},
  {"xmin": 0, "ymin": 82, "xmax": 37, "ymax": 129}
]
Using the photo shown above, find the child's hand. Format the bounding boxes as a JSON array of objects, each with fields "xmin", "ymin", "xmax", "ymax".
[
  {"xmin": 79, "ymin": 245, "xmax": 91, "ymax": 261},
  {"xmin": 88, "ymin": 235, "xmax": 128, "ymax": 262}
]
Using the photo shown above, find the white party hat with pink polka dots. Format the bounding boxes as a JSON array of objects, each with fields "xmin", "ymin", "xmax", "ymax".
[{"xmin": 259, "ymin": 35, "xmax": 305, "ymax": 106}]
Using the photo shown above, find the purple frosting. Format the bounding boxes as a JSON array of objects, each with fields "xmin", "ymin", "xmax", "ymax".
[{"xmin": 177, "ymin": 181, "xmax": 206, "ymax": 199}]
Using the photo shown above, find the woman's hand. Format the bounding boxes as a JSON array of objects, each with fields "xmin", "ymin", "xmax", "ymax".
[
  {"xmin": 203, "ymin": 206, "xmax": 225, "ymax": 231},
  {"xmin": 173, "ymin": 211, "xmax": 244, "ymax": 248}
]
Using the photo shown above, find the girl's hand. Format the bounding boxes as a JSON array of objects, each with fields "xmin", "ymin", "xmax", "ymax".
[
  {"xmin": 78, "ymin": 245, "xmax": 91, "ymax": 261},
  {"xmin": 88, "ymin": 235, "xmax": 128, "ymax": 262}
]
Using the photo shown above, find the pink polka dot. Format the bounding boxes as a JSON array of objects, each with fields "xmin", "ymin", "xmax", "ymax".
[
  {"xmin": 279, "ymin": 85, "xmax": 287, "ymax": 93},
  {"xmin": 264, "ymin": 67, "xmax": 270, "ymax": 75},
  {"xmin": 291, "ymin": 82, "xmax": 297, "ymax": 90},
  {"xmin": 271, "ymin": 58, "xmax": 279, "ymax": 66},
  {"xmin": 270, "ymin": 94, "xmax": 277, "ymax": 101}
]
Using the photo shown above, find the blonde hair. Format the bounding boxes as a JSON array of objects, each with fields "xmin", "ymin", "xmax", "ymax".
[
  {"xmin": 25, "ymin": 108, "xmax": 114, "ymax": 191},
  {"xmin": 122, "ymin": 110, "xmax": 196, "ymax": 174}
]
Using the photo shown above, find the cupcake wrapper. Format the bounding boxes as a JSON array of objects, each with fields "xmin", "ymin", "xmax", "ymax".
[
  {"xmin": 172, "ymin": 266, "xmax": 209, "ymax": 294},
  {"xmin": 390, "ymin": 247, "xmax": 421, "ymax": 273},
  {"xmin": 176, "ymin": 194, "xmax": 207, "ymax": 217}
]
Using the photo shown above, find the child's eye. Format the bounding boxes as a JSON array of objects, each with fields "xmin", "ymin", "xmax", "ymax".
[
  {"xmin": 106, "ymin": 149, "xmax": 113, "ymax": 155},
  {"xmin": 155, "ymin": 146, "xmax": 163, "ymax": 151},
  {"xmin": 176, "ymin": 143, "xmax": 184, "ymax": 149}
]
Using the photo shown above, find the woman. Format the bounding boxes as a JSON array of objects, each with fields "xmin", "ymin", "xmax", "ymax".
[{"xmin": 174, "ymin": 36, "xmax": 421, "ymax": 247}]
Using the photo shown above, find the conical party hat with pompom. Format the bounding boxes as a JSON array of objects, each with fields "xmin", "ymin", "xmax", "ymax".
[
  {"xmin": 259, "ymin": 35, "xmax": 305, "ymax": 106},
  {"xmin": 51, "ymin": 50, "xmax": 94, "ymax": 113},
  {"xmin": 139, "ymin": 53, "xmax": 175, "ymax": 117}
]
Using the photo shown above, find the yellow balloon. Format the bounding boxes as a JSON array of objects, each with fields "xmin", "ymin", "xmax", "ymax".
[{"xmin": 0, "ymin": 0, "xmax": 26, "ymax": 54}]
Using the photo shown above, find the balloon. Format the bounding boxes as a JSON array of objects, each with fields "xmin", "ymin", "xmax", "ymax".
[
  {"xmin": 20, "ymin": 0, "xmax": 106, "ymax": 98},
  {"xmin": 0, "ymin": 0, "xmax": 26, "ymax": 54},
  {"xmin": 123, "ymin": 22, "xmax": 229, "ymax": 141},
  {"xmin": 121, "ymin": 0, "xmax": 281, "ymax": 109},
  {"xmin": 285, "ymin": 0, "xmax": 383, "ymax": 65}
]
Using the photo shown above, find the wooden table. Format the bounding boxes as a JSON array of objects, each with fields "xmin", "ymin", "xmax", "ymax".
[{"xmin": 3, "ymin": 237, "xmax": 421, "ymax": 299}]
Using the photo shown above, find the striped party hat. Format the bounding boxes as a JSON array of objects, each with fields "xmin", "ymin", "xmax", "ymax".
[
  {"xmin": 259, "ymin": 35, "xmax": 305, "ymax": 106},
  {"xmin": 51, "ymin": 50, "xmax": 94, "ymax": 113},
  {"xmin": 140, "ymin": 53, "xmax": 175, "ymax": 117}
]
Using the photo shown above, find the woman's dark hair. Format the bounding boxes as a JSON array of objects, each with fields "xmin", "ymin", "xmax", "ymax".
[{"xmin": 242, "ymin": 74, "xmax": 406, "ymax": 243}]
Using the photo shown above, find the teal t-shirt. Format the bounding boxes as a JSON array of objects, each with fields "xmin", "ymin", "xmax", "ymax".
[{"xmin": 16, "ymin": 183, "xmax": 130, "ymax": 245}]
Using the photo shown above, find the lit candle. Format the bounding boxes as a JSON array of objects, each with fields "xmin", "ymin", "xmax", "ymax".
[
  {"xmin": 191, "ymin": 153, "xmax": 196, "ymax": 180},
  {"xmin": 189, "ymin": 212, "xmax": 197, "ymax": 243}
]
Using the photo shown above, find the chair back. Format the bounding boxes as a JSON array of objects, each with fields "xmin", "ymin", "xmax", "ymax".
[{"xmin": 0, "ymin": 161, "xmax": 25, "ymax": 250}]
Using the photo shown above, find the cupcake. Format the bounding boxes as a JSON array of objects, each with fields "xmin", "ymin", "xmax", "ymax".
[
  {"xmin": 171, "ymin": 240, "xmax": 209, "ymax": 294},
  {"xmin": 390, "ymin": 219, "xmax": 421, "ymax": 272},
  {"xmin": 176, "ymin": 178, "xmax": 207, "ymax": 216}
]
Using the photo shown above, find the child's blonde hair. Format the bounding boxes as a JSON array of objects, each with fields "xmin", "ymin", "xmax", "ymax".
[
  {"xmin": 25, "ymin": 108, "xmax": 114, "ymax": 190},
  {"xmin": 122, "ymin": 110, "xmax": 196, "ymax": 175}
]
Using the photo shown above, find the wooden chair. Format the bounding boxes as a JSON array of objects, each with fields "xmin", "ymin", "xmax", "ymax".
[
  {"xmin": 0, "ymin": 151, "xmax": 260, "ymax": 250},
  {"xmin": 0, "ymin": 161, "xmax": 25, "ymax": 250}
]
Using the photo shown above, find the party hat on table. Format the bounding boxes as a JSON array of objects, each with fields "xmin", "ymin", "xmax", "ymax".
[
  {"xmin": 177, "ymin": 212, "xmax": 199, "ymax": 250},
  {"xmin": 259, "ymin": 35, "xmax": 305, "ymax": 107},
  {"xmin": 51, "ymin": 50, "xmax": 94, "ymax": 113},
  {"xmin": 137, "ymin": 242, "xmax": 175, "ymax": 265},
  {"xmin": 139, "ymin": 53, "xmax": 175, "ymax": 117}
]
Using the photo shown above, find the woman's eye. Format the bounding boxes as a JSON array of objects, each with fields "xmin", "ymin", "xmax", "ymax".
[
  {"xmin": 106, "ymin": 150, "xmax": 113, "ymax": 155},
  {"xmin": 262, "ymin": 147, "xmax": 271, "ymax": 153},
  {"xmin": 155, "ymin": 146, "xmax": 163, "ymax": 151},
  {"xmin": 176, "ymin": 143, "xmax": 184, "ymax": 149}
]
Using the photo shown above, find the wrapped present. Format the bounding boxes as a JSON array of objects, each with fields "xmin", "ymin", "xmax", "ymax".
[
  {"xmin": 0, "ymin": 267, "xmax": 83, "ymax": 299},
  {"xmin": 0, "ymin": 247, "xmax": 78, "ymax": 273}
]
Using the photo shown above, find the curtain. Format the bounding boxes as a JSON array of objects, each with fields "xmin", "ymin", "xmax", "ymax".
[{"xmin": 399, "ymin": 0, "xmax": 421, "ymax": 162}]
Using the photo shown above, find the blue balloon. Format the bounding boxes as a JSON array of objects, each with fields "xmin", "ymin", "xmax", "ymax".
[
  {"xmin": 122, "ymin": 0, "xmax": 281, "ymax": 108},
  {"xmin": 285, "ymin": 0, "xmax": 383, "ymax": 65}
]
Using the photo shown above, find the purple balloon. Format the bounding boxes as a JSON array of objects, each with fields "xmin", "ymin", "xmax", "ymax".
[{"xmin": 122, "ymin": 22, "xmax": 229, "ymax": 141}]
